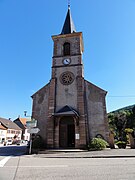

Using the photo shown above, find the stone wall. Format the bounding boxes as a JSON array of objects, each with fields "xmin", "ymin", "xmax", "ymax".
[
  {"xmin": 31, "ymin": 83, "xmax": 50, "ymax": 145},
  {"xmin": 85, "ymin": 80, "xmax": 109, "ymax": 141}
]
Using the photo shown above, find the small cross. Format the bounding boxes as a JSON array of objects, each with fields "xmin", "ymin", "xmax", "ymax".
[{"xmin": 68, "ymin": 0, "xmax": 70, "ymax": 8}]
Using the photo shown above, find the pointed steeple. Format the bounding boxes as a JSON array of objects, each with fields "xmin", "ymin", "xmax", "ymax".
[{"xmin": 61, "ymin": 5, "xmax": 76, "ymax": 35}]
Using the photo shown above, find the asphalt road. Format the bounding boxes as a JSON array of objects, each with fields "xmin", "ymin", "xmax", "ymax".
[
  {"xmin": 0, "ymin": 145, "xmax": 28, "ymax": 156},
  {"xmin": 0, "ymin": 155, "xmax": 135, "ymax": 180}
]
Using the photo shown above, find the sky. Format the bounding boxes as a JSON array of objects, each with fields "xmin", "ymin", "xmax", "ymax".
[{"xmin": 0, "ymin": 0, "xmax": 135, "ymax": 120}]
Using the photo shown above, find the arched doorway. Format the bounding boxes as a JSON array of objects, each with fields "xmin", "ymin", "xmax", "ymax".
[{"xmin": 59, "ymin": 116, "xmax": 75, "ymax": 148}]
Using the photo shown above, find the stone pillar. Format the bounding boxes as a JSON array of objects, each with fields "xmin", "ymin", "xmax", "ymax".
[
  {"xmin": 74, "ymin": 117, "xmax": 80, "ymax": 148},
  {"xmin": 54, "ymin": 117, "xmax": 60, "ymax": 148},
  {"xmin": 46, "ymin": 78, "xmax": 56, "ymax": 148},
  {"xmin": 76, "ymin": 76, "xmax": 87, "ymax": 148}
]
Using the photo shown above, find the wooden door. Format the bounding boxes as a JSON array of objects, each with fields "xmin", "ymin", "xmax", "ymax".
[
  {"xmin": 59, "ymin": 117, "xmax": 75, "ymax": 148},
  {"xmin": 59, "ymin": 124, "xmax": 67, "ymax": 148}
]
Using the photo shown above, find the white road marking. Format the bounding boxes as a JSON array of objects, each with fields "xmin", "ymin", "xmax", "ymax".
[
  {"xmin": 0, "ymin": 156, "xmax": 11, "ymax": 167},
  {"xmin": 4, "ymin": 165, "xmax": 68, "ymax": 168}
]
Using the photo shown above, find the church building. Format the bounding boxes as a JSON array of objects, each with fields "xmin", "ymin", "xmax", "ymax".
[{"xmin": 31, "ymin": 6, "xmax": 109, "ymax": 149}]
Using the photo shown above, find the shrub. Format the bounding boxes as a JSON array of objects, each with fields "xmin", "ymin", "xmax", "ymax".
[
  {"xmin": 115, "ymin": 141, "xmax": 126, "ymax": 149},
  {"xmin": 124, "ymin": 128, "xmax": 133, "ymax": 134},
  {"xmin": 88, "ymin": 138, "xmax": 108, "ymax": 151},
  {"xmin": 32, "ymin": 135, "xmax": 44, "ymax": 149}
]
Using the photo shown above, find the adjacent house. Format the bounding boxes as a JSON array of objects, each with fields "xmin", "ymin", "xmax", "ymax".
[
  {"xmin": 0, "ymin": 117, "xmax": 22, "ymax": 141},
  {"xmin": 14, "ymin": 117, "xmax": 30, "ymax": 141},
  {"xmin": 0, "ymin": 123, "xmax": 7, "ymax": 144}
]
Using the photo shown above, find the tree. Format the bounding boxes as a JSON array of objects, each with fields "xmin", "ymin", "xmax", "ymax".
[{"xmin": 108, "ymin": 106, "xmax": 135, "ymax": 148}]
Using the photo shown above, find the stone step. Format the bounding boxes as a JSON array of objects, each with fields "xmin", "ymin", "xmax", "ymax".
[{"xmin": 38, "ymin": 149, "xmax": 87, "ymax": 154}]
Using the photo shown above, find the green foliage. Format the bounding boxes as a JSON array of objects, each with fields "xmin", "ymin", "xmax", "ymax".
[
  {"xmin": 88, "ymin": 138, "xmax": 108, "ymax": 151},
  {"xmin": 115, "ymin": 141, "xmax": 126, "ymax": 149},
  {"xmin": 108, "ymin": 105, "xmax": 135, "ymax": 142},
  {"xmin": 124, "ymin": 128, "xmax": 133, "ymax": 134},
  {"xmin": 32, "ymin": 135, "xmax": 43, "ymax": 149},
  {"xmin": 115, "ymin": 141, "xmax": 126, "ymax": 145}
]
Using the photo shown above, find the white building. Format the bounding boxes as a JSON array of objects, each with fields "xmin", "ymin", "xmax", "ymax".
[
  {"xmin": 0, "ymin": 123, "xmax": 7, "ymax": 144},
  {"xmin": 14, "ymin": 118, "xmax": 30, "ymax": 141},
  {"xmin": 0, "ymin": 117, "xmax": 22, "ymax": 142}
]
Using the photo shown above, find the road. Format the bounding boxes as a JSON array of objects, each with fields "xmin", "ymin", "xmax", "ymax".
[
  {"xmin": 0, "ymin": 145, "xmax": 28, "ymax": 156},
  {"xmin": 0, "ymin": 154, "xmax": 135, "ymax": 180}
]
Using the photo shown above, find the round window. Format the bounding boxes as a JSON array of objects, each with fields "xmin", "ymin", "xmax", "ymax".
[{"xmin": 60, "ymin": 71, "xmax": 75, "ymax": 85}]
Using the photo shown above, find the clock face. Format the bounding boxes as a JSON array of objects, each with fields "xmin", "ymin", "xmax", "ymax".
[{"xmin": 63, "ymin": 58, "xmax": 71, "ymax": 65}]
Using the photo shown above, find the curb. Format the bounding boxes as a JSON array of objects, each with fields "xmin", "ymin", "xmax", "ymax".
[
  {"xmin": 31, "ymin": 148, "xmax": 135, "ymax": 159},
  {"xmin": 35, "ymin": 155, "xmax": 135, "ymax": 158},
  {"xmin": 35, "ymin": 153, "xmax": 135, "ymax": 159}
]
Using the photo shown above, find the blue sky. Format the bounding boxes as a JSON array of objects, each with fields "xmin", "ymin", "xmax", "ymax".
[{"xmin": 0, "ymin": 0, "xmax": 135, "ymax": 120}]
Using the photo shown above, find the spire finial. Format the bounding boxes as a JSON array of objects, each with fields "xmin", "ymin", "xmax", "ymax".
[
  {"xmin": 61, "ymin": 0, "xmax": 76, "ymax": 34},
  {"xmin": 68, "ymin": 0, "xmax": 70, "ymax": 9}
]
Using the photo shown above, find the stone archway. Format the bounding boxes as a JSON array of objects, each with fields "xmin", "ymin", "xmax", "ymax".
[{"xmin": 59, "ymin": 116, "xmax": 75, "ymax": 148}]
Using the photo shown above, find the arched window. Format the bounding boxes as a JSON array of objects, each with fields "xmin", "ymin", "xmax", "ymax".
[{"xmin": 63, "ymin": 42, "xmax": 70, "ymax": 56}]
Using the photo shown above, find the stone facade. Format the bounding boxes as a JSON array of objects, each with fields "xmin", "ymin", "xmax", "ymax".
[
  {"xmin": 85, "ymin": 81, "xmax": 109, "ymax": 140},
  {"xmin": 32, "ymin": 83, "xmax": 50, "ymax": 144},
  {"xmin": 31, "ymin": 9, "xmax": 109, "ymax": 149}
]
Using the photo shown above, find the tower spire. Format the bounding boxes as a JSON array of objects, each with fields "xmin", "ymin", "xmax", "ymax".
[
  {"xmin": 68, "ymin": 0, "xmax": 70, "ymax": 8},
  {"xmin": 61, "ymin": 3, "xmax": 76, "ymax": 35}
]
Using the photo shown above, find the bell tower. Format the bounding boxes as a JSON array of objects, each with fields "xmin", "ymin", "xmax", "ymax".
[
  {"xmin": 51, "ymin": 6, "xmax": 84, "ymax": 110},
  {"xmin": 46, "ymin": 5, "xmax": 87, "ymax": 148}
]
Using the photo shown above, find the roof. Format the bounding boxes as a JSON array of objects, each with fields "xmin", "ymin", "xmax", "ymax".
[
  {"xmin": 53, "ymin": 105, "xmax": 79, "ymax": 117},
  {"xmin": 0, "ymin": 123, "xmax": 7, "ymax": 130},
  {"xmin": 85, "ymin": 80, "xmax": 107, "ymax": 94},
  {"xmin": 0, "ymin": 117, "xmax": 22, "ymax": 130},
  {"xmin": 14, "ymin": 117, "xmax": 30, "ymax": 129},
  {"xmin": 61, "ymin": 6, "xmax": 76, "ymax": 35},
  {"xmin": 31, "ymin": 83, "xmax": 50, "ymax": 98},
  {"xmin": 18, "ymin": 118, "xmax": 28, "ymax": 125}
]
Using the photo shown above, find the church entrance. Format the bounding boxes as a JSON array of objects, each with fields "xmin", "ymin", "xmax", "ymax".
[{"xmin": 59, "ymin": 117, "xmax": 75, "ymax": 148}]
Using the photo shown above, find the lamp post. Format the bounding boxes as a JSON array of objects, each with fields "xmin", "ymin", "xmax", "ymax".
[
  {"xmin": 24, "ymin": 111, "xmax": 33, "ymax": 155},
  {"xmin": 24, "ymin": 111, "xmax": 39, "ymax": 154}
]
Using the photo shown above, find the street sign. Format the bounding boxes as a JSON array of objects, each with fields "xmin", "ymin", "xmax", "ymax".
[
  {"xmin": 26, "ymin": 119, "xmax": 37, "ymax": 128},
  {"xmin": 27, "ymin": 128, "xmax": 40, "ymax": 134}
]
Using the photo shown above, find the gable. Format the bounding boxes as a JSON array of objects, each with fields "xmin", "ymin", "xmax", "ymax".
[
  {"xmin": 0, "ymin": 117, "xmax": 22, "ymax": 130},
  {"xmin": 85, "ymin": 80, "xmax": 107, "ymax": 95},
  {"xmin": 31, "ymin": 83, "xmax": 50, "ymax": 99},
  {"xmin": 0, "ymin": 123, "xmax": 7, "ymax": 130}
]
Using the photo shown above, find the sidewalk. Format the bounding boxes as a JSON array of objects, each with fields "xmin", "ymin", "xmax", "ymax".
[{"xmin": 35, "ymin": 148, "xmax": 135, "ymax": 158}]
